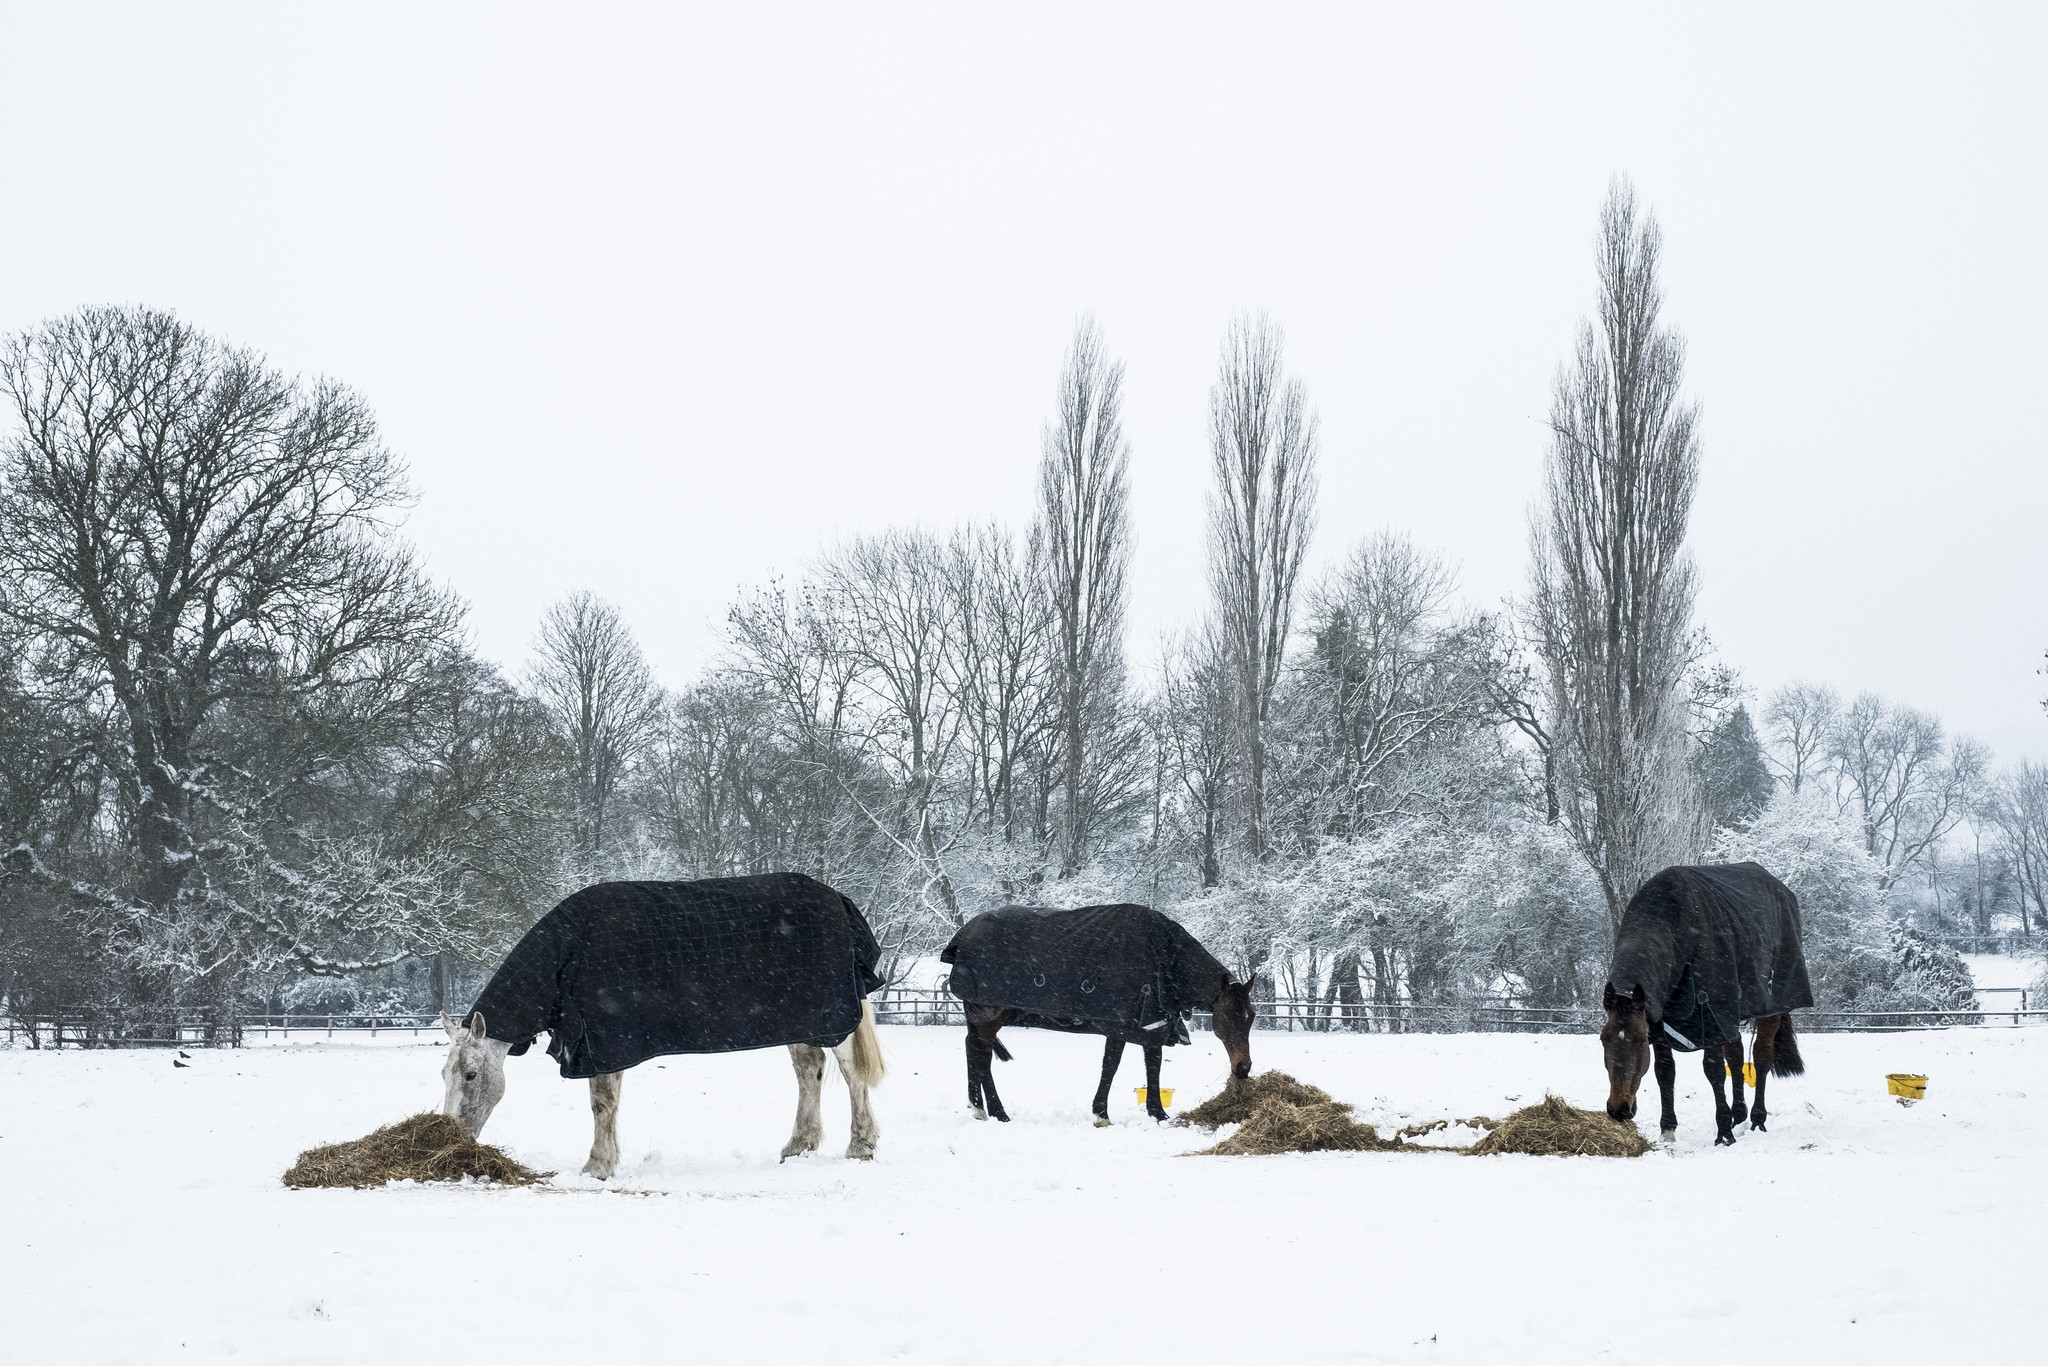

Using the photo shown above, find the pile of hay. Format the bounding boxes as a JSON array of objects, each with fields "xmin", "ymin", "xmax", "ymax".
[
  {"xmin": 1178, "ymin": 1074, "xmax": 1651, "ymax": 1159},
  {"xmin": 1466, "ymin": 1094, "xmax": 1653, "ymax": 1158},
  {"xmin": 283, "ymin": 1113, "xmax": 552, "ymax": 1189},
  {"xmin": 1179, "ymin": 1071, "xmax": 1405, "ymax": 1156},
  {"xmin": 1174, "ymin": 1071, "xmax": 1340, "ymax": 1129}
]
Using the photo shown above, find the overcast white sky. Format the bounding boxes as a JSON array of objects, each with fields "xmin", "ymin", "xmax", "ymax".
[{"xmin": 4, "ymin": 4, "xmax": 2044, "ymax": 760}]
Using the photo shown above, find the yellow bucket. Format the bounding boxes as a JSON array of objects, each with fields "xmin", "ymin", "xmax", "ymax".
[
  {"xmin": 1742, "ymin": 1062, "xmax": 1756, "ymax": 1087},
  {"xmin": 1134, "ymin": 1087, "xmax": 1175, "ymax": 1108},
  {"xmin": 1886, "ymin": 1073, "xmax": 1928, "ymax": 1101}
]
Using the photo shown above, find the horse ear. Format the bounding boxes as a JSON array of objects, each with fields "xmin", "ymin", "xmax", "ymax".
[
  {"xmin": 439, "ymin": 1012, "xmax": 459, "ymax": 1040},
  {"xmin": 468, "ymin": 1012, "xmax": 487, "ymax": 1041},
  {"xmin": 1602, "ymin": 982, "xmax": 1618, "ymax": 1011},
  {"xmin": 1242, "ymin": 973, "xmax": 1257, "ymax": 996}
]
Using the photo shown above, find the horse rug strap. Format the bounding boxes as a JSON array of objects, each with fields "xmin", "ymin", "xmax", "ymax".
[
  {"xmin": 1608, "ymin": 861, "xmax": 1815, "ymax": 1053},
  {"xmin": 467, "ymin": 873, "xmax": 883, "ymax": 1078},
  {"xmin": 938, "ymin": 903, "xmax": 1229, "ymax": 1046}
]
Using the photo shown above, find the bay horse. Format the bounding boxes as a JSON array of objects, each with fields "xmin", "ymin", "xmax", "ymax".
[
  {"xmin": 939, "ymin": 902, "xmax": 1257, "ymax": 1125},
  {"xmin": 1600, "ymin": 862, "xmax": 1811, "ymax": 1145},
  {"xmin": 438, "ymin": 873, "xmax": 886, "ymax": 1177}
]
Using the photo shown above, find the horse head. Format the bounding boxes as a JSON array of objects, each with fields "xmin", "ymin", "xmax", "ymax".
[
  {"xmin": 439, "ymin": 1011, "xmax": 512, "ymax": 1137},
  {"xmin": 1210, "ymin": 976, "xmax": 1258, "ymax": 1080},
  {"xmin": 1599, "ymin": 982, "xmax": 1653, "ymax": 1122}
]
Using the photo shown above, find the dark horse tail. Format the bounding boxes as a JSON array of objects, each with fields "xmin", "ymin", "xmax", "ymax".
[
  {"xmin": 1771, "ymin": 1013, "xmax": 1806, "ymax": 1076},
  {"xmin": 991, "ymin": 1038, "xmax": 1013, "ymax": 1063}
]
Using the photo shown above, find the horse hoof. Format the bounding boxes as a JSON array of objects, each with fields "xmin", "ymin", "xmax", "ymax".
[
  {"xmin": 1093, "ymin": 1114, "xmax": 1111, "ymax": 1128},
  {"xmin": 971, "ymin": 1106, "xmax": 988, "ymax": 1122},
  {"xmin": 581, "ymin": 1163, "xmax": 615, "ymax": 1181},
  {"xmin": 847, "ymin": 1148, "xmax": 875, "ymax": 1161},
  {"xmin": 1751, "ymin": 1118, "xmax": 1767, "ymax": 1132},
  {"xmin": 778, "ymin": 1142, "xmax": 815, "ymax": 1161},
  {"xmin": 1731, "ymin": 1106, "xmax": 1748, "ymax": 1124},
  {"xmin": 1714, "ymin": 1133, "xmax": 1735, "ymax": 1147},
  {"xmin": 993, "ymin": 1111, "xmax": 1011, "ymax": 1123}
]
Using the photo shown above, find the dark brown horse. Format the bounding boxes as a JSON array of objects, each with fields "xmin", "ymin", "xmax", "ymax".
[
  {"xmin": 1600, "ymin": 863, "xmax": 1812, "ymax": 1145},
  {"xmin": 940, "ymin": 902, "xmax": 1257, "ymax": 1124},
  {"xmin": 961, "ymin": 981, "xmax": 1257, "ymax": 1124},
  {"xmin": 1601, "ymin": 986, "xmax": 1803, "ymax": 1144}
]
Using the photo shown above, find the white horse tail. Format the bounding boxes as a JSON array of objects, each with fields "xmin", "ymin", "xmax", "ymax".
[{"xmin": 849, "ymin": 999, "xmax": 886, "ymax": 1087}]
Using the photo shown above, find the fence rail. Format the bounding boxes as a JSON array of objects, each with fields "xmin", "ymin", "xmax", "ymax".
[{"xmin": 8, "ymin": 994, "xmax": 2043, "ymax": 1049}]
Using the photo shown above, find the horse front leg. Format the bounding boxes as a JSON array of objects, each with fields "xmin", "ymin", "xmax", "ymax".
[
  {"xmin": 1749, "ymin": 1015, "xmax": 1779, "ymax": 1132},
  {"xmin": 581, "ymin": 1071, "xmax": 623, "ymax": 1180},
  {"xmin": 781, "ymin": 1043, "xmax": 827, "ymax": 1161},
  {"xmin": 1142, "ymin": 1044, "xmax": 1167, "ymax": 1122},
  {"xmin": 830, "ymin": 1035, "xmax": 880, "ymax": 1160},
  {"xmin": 1091, "ymin": 1036, "xmax": 1125, "ymax": 1127},
  {"xmin": 1653, "ymin": 1041, "xmax": 1677, "ymax": 1138},
  {"xmin": 1704, "ymin": 1047, "xmax": 1736, "ymax": 1146},
  {"xmin": 1725, "ymin": 1039, "xmax": 1749, "ymax": 1126}
]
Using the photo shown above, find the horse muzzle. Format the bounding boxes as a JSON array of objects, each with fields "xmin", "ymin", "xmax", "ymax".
[
  {"xmin": 1231, "ymin": 1058, "xmax": 1252, "ymax": 1080},
  {"xmin": 1606, "ymin": 1099, "xmax": 1636, "ymax": 1122}
]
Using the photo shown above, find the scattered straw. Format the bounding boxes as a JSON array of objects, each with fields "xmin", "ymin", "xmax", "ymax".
[
  {"xmin": 1178, "ymin": 1074, "xmax": 1650, "ymax": 1159},
  {"xmin": 283, "ymin": 1113, "xmax": 553, "ymax": 1189},
  {"xmin": 1467, "ymin": 1094, "xmax": 1653, "ymax": 1158}
]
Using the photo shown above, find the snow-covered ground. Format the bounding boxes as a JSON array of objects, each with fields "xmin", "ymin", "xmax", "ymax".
[{"xmin": 3, "ymin": 1023, "xmax": 2039, "ymax": 1365}]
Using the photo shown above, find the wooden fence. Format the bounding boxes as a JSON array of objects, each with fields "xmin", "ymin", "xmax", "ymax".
[{"xmin": 6, "ymin": 992, "xmax": 2042, "ymax": 1049}]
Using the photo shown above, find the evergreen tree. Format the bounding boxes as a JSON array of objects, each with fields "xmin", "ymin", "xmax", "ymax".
[{"xmin": 1700, "ymin": 704, "xmax": 1774, "ymax": 830}]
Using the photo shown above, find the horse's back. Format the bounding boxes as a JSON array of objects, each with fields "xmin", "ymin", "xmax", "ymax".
[
  {"xmin": 941, "ymin": 902, "xmax": 1224, "ymax": 1040},
  {"xmin": 1611, "ymin": 862, "xmax": 1813, "ymax": 1049},
  {"xmin": 473, "ymin": 872, "xmax": 882, "ymax": 1077}
]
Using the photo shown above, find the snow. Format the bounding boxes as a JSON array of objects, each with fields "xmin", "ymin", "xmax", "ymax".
[
  {"xmin": 3, "ymin": 1024, "xmax": 2041, "ymax": 1364},
  {"xmin": 1961, "ymin": 952, "xmax": 2039, "ymax": 992}
]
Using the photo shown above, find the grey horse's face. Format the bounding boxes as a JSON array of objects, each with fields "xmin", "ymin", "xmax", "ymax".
[{"xmin": 440, "ymin": 1012, "xmax": 510, "ymax": 1137}]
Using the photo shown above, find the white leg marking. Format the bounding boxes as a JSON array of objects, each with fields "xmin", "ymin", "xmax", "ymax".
[
  {"xmin": 832, "ymin": 1036, "xmax": 880, "ymax": 1160},
  {"xmin": 781, "ymin": 1044, "xmax": 827, "ymax": 1161},
  {"xmin": 582, "ymin": 1071, "xmax": 623, "ymax": 1180}
]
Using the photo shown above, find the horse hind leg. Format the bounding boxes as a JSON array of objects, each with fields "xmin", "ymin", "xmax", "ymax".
[
  {"xmin": 973, "ymin": 1021, "xmax": 1011, "ymax": 1122},
  {"xmin": 1704, "ymin": 1047, "xmax": 1737, "ymax": 1146},
  {"xmin": 965, "ymin": 1029, "xmax": 989, "ymax": 1119},
  {"xmin": 1141, "ymin": 1043, "xmax": 1167, "ymax": 1122},
  {"xmin": 1749, "ymin": 1016, "xmax": 1779, "ymax": 1131},
  {"xmin": 781, "ymin": 1043, "xmax": 827, "ymax": 1161},
  {"xmin": 830, "ymin": 1034, "xmax": 880, "ymax": 1160},
  {"xmin": 581, "ymin": 1071, "xmax": 623, "ymax": 1181},
  {"xmin": 1725, "ymin": 1038, "xmax": 1749, "ymax": 1126}
]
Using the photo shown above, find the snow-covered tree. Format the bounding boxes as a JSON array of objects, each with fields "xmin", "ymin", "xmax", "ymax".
[{"xmin": 1528, "ymin": 180, "xmax": 1709, "ymax": 931}]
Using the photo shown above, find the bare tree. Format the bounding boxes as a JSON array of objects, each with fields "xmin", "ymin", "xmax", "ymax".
[
  {"xmin": 1824, "ymin": 693, "xmax": 1986, "ymax": 889},
  {"xmin": 530, "ymin": 592, "xmax": 659, "ymax": 879},
  {"xmin": 1528, "ymin": 180, "xmax": 1707, "ymax": 931},
  {"xmin": 1987, "ymin": 760, "xmax": 2048, "ymax": 935},
  {"xmin": 949, "ymin": 524, "xmax": 1055, "ymax": 854},
  {"xmin": 1762, "ymin": 681, "xmax": 1839, "ymax": 795},
  {"xmin": 816, "ymin": 529, "xmax": 967, "ymax": 926},
  {"xmin": 1207, "ymin": 311, "xmax": 1320, "ymax": 860},
  {"xmin": 0, "ymin": 306, "xmax": 463, "ymax": 981},
  {"xmin": 1160, "ymin": 620, "xmax": 1238, "ymax": 888},
  {"xmin": 1038, "ymin": 318, "xmax": 1136, "ymax": 877},
  {"xmin": 1293, "ymin": 532, "xmax": 1488, "ymax": 837}
]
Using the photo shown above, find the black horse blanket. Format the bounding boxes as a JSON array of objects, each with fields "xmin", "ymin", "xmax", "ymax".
[
  {"xmin": 1608, "ymin": 862, "xmax": 1814, "ymax": 1052},
  {"xmin": 940, "ymin": 903, "xmax": 1229, "ymax": 1046},
  {"xmin": 469, "ymin": 873, "xmax": 883, "ymax": 1078}
]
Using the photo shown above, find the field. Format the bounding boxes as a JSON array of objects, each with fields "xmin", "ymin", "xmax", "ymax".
[{"xmin": 2, "ymin": 1022, "xmax": 2039, "ymax": 1365}]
